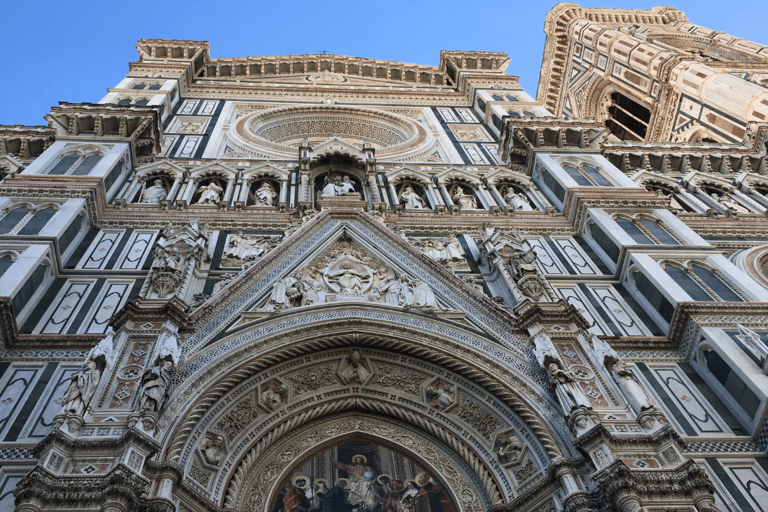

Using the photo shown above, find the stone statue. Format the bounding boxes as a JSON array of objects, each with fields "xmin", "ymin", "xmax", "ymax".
[
  {"xmin": 548, "ymin": 362, "xmax": 591, "ymax": 413},
  {"xmin": 140, "ymin": 179, "xmax": 167, "ymax": 204},
  {"xmin": 59, "ymin": 359, "xmax": 101, "ymax": 417},
  {"xmin": 266, "ymin": 276, "xmax": 298, "ymax": 311},
  {"xmin": 297, "ymin": 276, "xmax": 326, "ymax": 306},
  {"xmin": 139, "ymin": 360, "xmax": 173, "ymax": 413},
  {"xmin": 196, "ymin": 181, "xmax": 223, "ymax": 204},
  {"xmin": 376, "ymin": 275, "xmax": 404, "ymax": 306},
  {"xmin": 400, "ymin": 185, "xmax": 427, "ymax": 209},
  {"xmin": 504, "ymin": 187, "xmax": 533, "ymax": 211},
  {"xmin": 408, "ymin": 280, "xmax": 438, "ymax": 309},
  {"xmin": 340, "ymin": 350, "xmax": 370, "ymax": 384},
  {"xmin": 339, "ymin": 175, "xmax": 356, "ymax": 194},
  {"xmin": 201, "ymin": 434, "xmax": 225, "ymax": 465},
  {"xmin": 253, "ymin": 180, "xmax": 277, "ymax": 206},
  {"xmin": 321, "ymin": 175, "xmax": 341, "ymax": 196},
  {"xmin": 452, "ymin": 186, "xmax": 477, "ymax": 209},
  {"xmin": 497, "ymin": 433, "xmax": 524, "ymax": 464},
  {"xmin": 611, "ymin": 361, "xmax": 654, "ymax": 414},
  {"xmin": 426, "ymin": 382, "xmax": 455, "ymax": 410}
]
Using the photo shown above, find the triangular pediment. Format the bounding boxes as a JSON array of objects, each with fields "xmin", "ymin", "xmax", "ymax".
[
  {"xmin": 385, "ymin": 166, "xmax": 433, "ymax": 185},
  {"xmin": 309, "ymin": 137, "xmax": 366, "ymax": 162},
  {"xmin": 186, "ymin": 210, "xmax": 526, "ymax": 356},
  {"xmin": 135, "ymin": 159, "xmax": 187, "ymax": 179}
]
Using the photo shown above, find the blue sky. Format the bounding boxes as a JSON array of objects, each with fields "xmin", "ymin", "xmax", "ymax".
[{"xmin": 1, "ymin": 1, "xmax": 765, "ymax": 126}]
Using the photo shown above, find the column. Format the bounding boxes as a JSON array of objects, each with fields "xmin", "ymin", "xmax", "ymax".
[
  {"xmin": 300, "ymin": 172, "xmax": 310, "ymax": 202},
  {"xmin": 388, "ymin": 182, "xmax": 399, "ymax": 209},
  {"xmin": 279, "ymin": 178, "xmax": 289, "ymax": 204},
  {"xmin": 367, "ymin": 175, "xmax": 381, "ymax": 202}
]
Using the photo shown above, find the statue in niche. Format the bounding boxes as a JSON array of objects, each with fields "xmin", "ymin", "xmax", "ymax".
[
  {"xmin": 497, "ymin": 433, "xmax": 525, "ymax": 464},
  {"xmin": 320, "ymin": 174, "xmax": 357, "ymax": 197},
  {"xmin": 59, "ymin": 359, "xmax": 101, "ymax": 417},
  {"xmin": 140, "ymin": 179, "xmax": 167, "ymax": 204},
  {"xmin": 426, "ymin": 381, "xmax": 455, "ymax": 410},
  {"xmin": 548, "ymin": 362, "xmax": 591, "ymax": 413},
  {"xmin": 139, "ymin": 359, "xmax": 173, "ymax": 414},
  {"xmin": 452, "ymin": 185, "xmax": 477, "ymax": 209},
  {"xmin": 201, "ymin": 434, "xmax": 226, "ymax": 466},
  {"xmin": 610, "ymin": 361, "xmax": 654, "ymax": 414},
  {"xmin": 261, "ymin": 380, "xmax": 288, "ymax": 410},
  {"xmin": 253, "ymin": 180, "xmax": 277, "ymax": 206},
  {"xmin": 502, "ymin": 186, "xmax": 533, "ymax": 211},
  {"xmin": 196, "ymin": 181, "xmax": 223, "ymax": 204},
  {"xmin": 222, "ymin": 232, "xmax": 274, "ymax": 265},
  {"xmin": 399, "ymin": 184, "xmax": 427, "ymax": 209},
  {"xmin": 340, "ymin": 350, "xmax": 370, "ymax": 384}
]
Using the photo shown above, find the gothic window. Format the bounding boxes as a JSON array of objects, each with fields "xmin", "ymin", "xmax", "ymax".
[
  {"xmin": 0, "ymin": 207, "xmax": 29, "ymax": 234},
  {"xmin": 631, "ymin": 270, "xmax": 674, "ymax": 322},
  {"xmin": 135, "ymin": 98, "xmax": 149, "ymax": 106},
  {"xmin": 117, "ymin": 98, "xmax": 132, "ymax": 106},
  {"xmin": 148, "ymin": 83, "xmax": 162, "ymax": 90},
  {"xmin": 539, "ymin": 169, "xmax": 565, "ymax": 202},
  {"xmin": 17, "ymin": 207, "xmax": 56, "ymax": 235},
  {"xmin": 703, "ymin": 349, "xmax": 760, "ymax": 418},
  {"xmin": 605, "ymin": 92, "xmax": 651, "ymax": 141},
  {"xmin": 662, "ymin": 262, "xmax": 745, "ymax": 302},
  {"xmin": 0, "ymin": 254, "xmax": 14, "ymax": 278},
  {"xmin": 47, "ymin": 152, "xmax": 103, "ymax": 176},
  {"xmin": 588, "ymin": 222, "xmax": 620, "ymax": 262},
  {"xmin": 562, "ymin": 164, "xmax": 593, "ymax": 186},
  {"xmin": 132, "ymin": 83, "xmax": 146, "ymax": 90},
  {"xmin": 615, "ymin": 216, "xmax": 680, "ymax": 245}
]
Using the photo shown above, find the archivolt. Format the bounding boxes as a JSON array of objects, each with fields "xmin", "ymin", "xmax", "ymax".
[
  {"xmin": 159, "ymin": 316, "xmax": 569, "ymax": 467},
  {"xmin": 223, "ymin": 412, "xmax": 491, "ymax": 512}
]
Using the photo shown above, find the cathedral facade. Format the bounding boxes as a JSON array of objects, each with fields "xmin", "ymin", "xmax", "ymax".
[{"xmin": 0, "ymin": 4, "xmax": 767, "ymax": 512}]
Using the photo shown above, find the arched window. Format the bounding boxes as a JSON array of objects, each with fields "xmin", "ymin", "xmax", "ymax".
[
  {"xmin": 0, "ymin": 254, "xmax": 14, "ymax": 278},
  {"xmin": 605, "ymin": 92, "xmax": 651, "ymax": 141},
  {"xmin": 17, "ymin": 207, "xmax": 56, "ymax": 235},
  {"xmin": 148, "ymin": 84, "xmax": 162, "ymax": 90},
  {"xmin": 588, "ymin": 222, "xmax": 620, "ymax": 262},
  {"xmin": 0, "ymin": 208, "xmax": 28, "ymax": 234},
  {"xmin": 703, "ymin": 349, "xmax": 759, "ymax": 418},
  {"xmin": 135, "ymin": 98, "xmax": 149, "ymax": 106},
  {"xmin": 663, "ymin": 262, "xmax": 745, "ymax": 302},
  {"xmin": 132, "ymin": 83, "xmax": 146, "ymax": 90},
  {"xmin": 632, "ymin": 270, "xmax": 674, "ymax": 322},
  {"xmin": 47, "ymin": 152, "xmax": 103, "ymax": 176},
  {"xmin": 616, "ymin": 216, "xmax": 680, "ymax": 245},
  {"xmin": 117, "ymin": 98, "xmax": 132, "ymax": 106}
]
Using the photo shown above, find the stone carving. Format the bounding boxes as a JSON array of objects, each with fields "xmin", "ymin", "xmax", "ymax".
[
  {"xmin": 496, "ymin": 433, "xmax": 525, "ymax": 464},
  {"xmin": 253, "ymin": 180, "xmax": 277, "ymax": 206},
  {"xmin": 139, "ymin": 179, "xmax": 167, "ymax": 204},
  {"xmin": 145, "ymin": 220, "xmax": 209, "ymax": 300},
  {"xmin": 412, "ymin": 234, "xmax": 467, "ymax": 270},
  {"xmin": 287, "ymin": 365, "xmax": 338, "ymax": 394},
  {"xmin": 501, "ymin": 186, "xmax": 533, "ymax": 211},
  {"xmin": 453, "ymin": 400, "xmax": 502, "ymax": 439},
  {"xmin": 221, "ymin": 232, "xmax": 278, "ymax": 266},
  {"xmin": 452, "ymin": 185, "xmax": 478, "ymax": 210},
  {"xmin": 513, "ymin": 457, "xmax": 536, "ymax": 483},
  {"xmin": 735, "ymin": 323, "xmax": 768, "ymax": 363},
  {"xmin": 372, "ymin": 365, "xmax": 426, "ymax": 396},
  {"xmin": 426, "ymin": 380, "xmax": 455, "ymax": 410},
  {"xmin": 216, "ymin": 392, "xmax": 261, "ymax": 442},
  {"xmin": 548, "ymin": 362, "xmax": 592, "ymax": 413},
  {"xmin": 338, "ymin": 350, "xmax": 371, "ymax": 385},
  {"xmin": 196, "ymin": 181, "xmax": 224, "ymax": 204},
  {"xmin": 261, "ymin": 240, "xmax": 446, "ymax": 311},
  {"xmin": 201, "ymin": 433, "xmax": 226, "ymax": 466},
  {"xmin": 711, "ymin": 192, "xmax": 749, "ymax": 213},
  {"xmin": 399, "ymin": 184, "xmax": 427, "ymax": 209},
  {"xmin": 261, "ymin": 380, "xmax": 288, "ymax": 410}
]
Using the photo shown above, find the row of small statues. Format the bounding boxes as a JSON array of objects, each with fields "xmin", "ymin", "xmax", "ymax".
[
  {"xmin": 139, "ymin": 179, "xmax": 279, "ymax": 206},
  {"xmin": 139, "ymin": 177, "xmax": 534, "ymax": 211},
  {"xmin": 399, "ymin": 184, "xmax": 534, "ymax": 211}
]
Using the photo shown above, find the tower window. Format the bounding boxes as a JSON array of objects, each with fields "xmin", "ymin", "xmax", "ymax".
[{"xmin": 605, "ymin": 92, "xmax": 651, "ymax": 141}]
